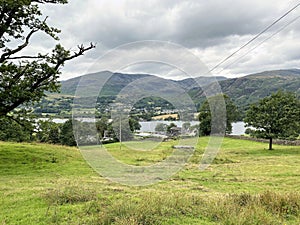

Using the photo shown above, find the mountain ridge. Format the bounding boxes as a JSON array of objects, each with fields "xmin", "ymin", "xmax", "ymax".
[
  {"xmin": 37, "ymin": 69, "xmax": 300, "ymax": 115},
  {"xmin": 60, "ymin": 71, "xmax": 228, "ymax": 96},
  {"xmin": 188, "ymin": 68, "xmax": 300, "ymax": 110}
]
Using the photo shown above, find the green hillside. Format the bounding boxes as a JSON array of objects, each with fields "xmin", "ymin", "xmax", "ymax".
[
  {"xmin": 190, "ymin": 69, "xmax": 300, "ymax": 110},
  {"xmin": 60, "ymin": 71, "xmax": 152, "ymax": 96},
  {"xmin": 1, "ymin": 138, "xmax": 300, "ymax": 224},
  {"xmin": 35, "ymin": 69, "xmax": 300, "ymax": 117},
  {"xmin": 60, "ymin": 71, "xmax": 226, "ymax": 96}
]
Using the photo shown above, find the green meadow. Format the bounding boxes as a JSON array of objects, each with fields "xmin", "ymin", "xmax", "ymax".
[{"xmin": 1, "ymin": 137, "xmax": 300, "ymax": 224}]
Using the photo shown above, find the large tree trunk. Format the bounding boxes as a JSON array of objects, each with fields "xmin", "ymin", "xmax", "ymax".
[{"xmin": 269, "ymin": 137, "xmax": 273, "ymax": 150}]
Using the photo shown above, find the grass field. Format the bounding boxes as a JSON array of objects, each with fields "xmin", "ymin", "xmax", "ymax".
[
  {"xmin": 152, "ymin": 114, "xmax": 179, "ymax": 120},
  {"xmin": 1, "ymin": 138, "xmax": 300, "ymax": 224}
]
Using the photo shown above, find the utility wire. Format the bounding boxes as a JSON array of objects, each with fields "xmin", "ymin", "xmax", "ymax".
[
  {"xmin": 218, "ymin": 15, "xmax": 300, "ymax": 73},
  {"xmin": 208, "ymin": 2, "xmax": 300, "ymax": 73}
]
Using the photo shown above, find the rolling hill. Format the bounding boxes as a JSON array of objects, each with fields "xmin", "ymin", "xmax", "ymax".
[
  {"xmin": 39, "ymin": 68, "xmax": 300, "ymax": 117},
  {"xmin": 61, "ymin": 71, "xmax": 152, "ymax": 96},
  {"xmin": 60, "ymin": 71, "xmax": 226, "ymax": 96},
  {"xmin": 189, "ymin": 69, "xmax": 300, "ymax": 110}
]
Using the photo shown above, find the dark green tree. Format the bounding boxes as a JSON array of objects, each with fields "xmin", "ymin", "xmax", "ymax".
[
  {"xmin": 59, "ymin": 119, "xmax": 76, "ymax": 146},
  {"xmin": 166, "ymin": 122, "xmax": 178, "ymax": 137},
  {"xmin": 129, "ymin": 116, "xmax": 141, "ymax": 132},
  {"xmin": 0, "ymin": 0, "xmax": 95, "ymax": 120},
  {"xmin": 244, "ymin": 91, "xmax": 300, "ymax": 150},
  {"xmin": 198, "ymin": 94, "xmax": 239, "ymax": 136},
  {"xmin": 0, "ymin": 116, "xmax": 34, "ymax": 142},
  {"xmin": 96, "ymin": 117, "xmax": 109, "ymax": 139}
]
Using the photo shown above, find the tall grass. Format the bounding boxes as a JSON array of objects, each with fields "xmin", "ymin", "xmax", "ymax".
[{"xmin": 44, "ymin": 191, "xmax": 299, "ymax": 224}]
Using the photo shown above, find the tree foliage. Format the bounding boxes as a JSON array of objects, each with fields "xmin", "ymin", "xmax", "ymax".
[
  {"xmin": 198, "ymin": 94, "xmax": 238, "ymax": 136},
  {"xmin": 155, "ymin": 123, "xmax": 167, "ymax": 133},
  {"xmin": 0, "ymin": 117, "xmax": 77, "ymax": 145},
  {"xmin": 0, "ymin": 116, "xmax": 34, "ymax": 141},
  {"xmin": 244, "ymin": 91, "xmax": 300, "ymax": 150},
  {"xmin": 0, "ymin": 0, "xmax": 95, "ymax": 119},
  {"xmin": 129, "ymin": 116, "xmax": 141, "ymax": 132},
  {"xmin": 166, "ymin": 122, "xmax": 178, "ymax": 137},
  {"xmin": 36, "ymin": 119, "xmax": 60, "ymax": 144}
]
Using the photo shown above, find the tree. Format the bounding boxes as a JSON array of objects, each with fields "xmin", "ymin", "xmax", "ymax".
[
  {"xmin": 0, "ymin": 0, "xmax": 95, "ymax": 120},
  {"xmin": 96, "ymin": 117, "xmax": 109, "ymax": 139},
  {"xmin": 198, "ymin": 94, "xmax": 238, "ymax": 136},
  {"xmin": 129, "ymin": 116, "xmax": 141, "ymax": 132},
  {"xmin": 244, "ymin": 91, "xmax": 300, "ymax": 150},
  {"xmin": 36, "ymin": 119, "xmax": 60, "ymax": 144},
  {"xmin": 0, "ymin": 116, "xmax": 34, "ymax": 142},
  {"xmin": 59, "ymin": 119, "xmax": 76, "ymax": 146},
  {"xmin": 166, "ymin": 123, "xmax": 178, "ymax": 137},
  {"xmin": 155, "ymin": 123, "xmax": 167, "ymax": 133}
]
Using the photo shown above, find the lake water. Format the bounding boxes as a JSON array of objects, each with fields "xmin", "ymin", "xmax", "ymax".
[
  {"xmin": 43, "ymin": 118, "xmax": 247, "ymax": 135},
  {"xmin": 139, "ymin": 121, "xmax": 246, "ymax": 135},
  {"xmin": 139, "ymin": 121, "xmax": 200, "ymax": 133},
  {"xmin": 38, "ymin": 118, "xmax": 95, "ymax": 123},
  {"xmin": 231, "ymin": 121, "xmax": 247, "ymax": 135}
]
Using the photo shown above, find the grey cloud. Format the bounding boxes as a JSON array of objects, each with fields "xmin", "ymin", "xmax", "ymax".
[
  {"xmin": 37, "ymin": 0, "xmax": 300, "ymax": 79},
  {"xmin": 71, "ymin": 0, "xmax": 286, "ymax": 48}
]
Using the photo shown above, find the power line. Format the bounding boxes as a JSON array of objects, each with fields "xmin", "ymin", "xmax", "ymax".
[
  {"xmin": 208, "ymin": 2, "xmax": 300, "ymax": 73},
  {"xmin": 218, "ymin": 15, "xmax": 300, "ymax": 73}
]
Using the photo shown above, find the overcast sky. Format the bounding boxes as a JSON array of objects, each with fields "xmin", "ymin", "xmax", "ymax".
[{"xmin": 33, "ymin": 0, "xmax": 300, "ymax": 80}]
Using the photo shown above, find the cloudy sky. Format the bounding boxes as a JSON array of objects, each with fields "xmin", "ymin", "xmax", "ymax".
[{"xmin": 34, "ymin": 0, "xmax": 300, "ymax": 80}]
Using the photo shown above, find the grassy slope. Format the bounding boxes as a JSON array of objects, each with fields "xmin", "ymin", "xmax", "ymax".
[{"xmin": 0, "ymin": 138, "xmax": 300, "ymax": 224}]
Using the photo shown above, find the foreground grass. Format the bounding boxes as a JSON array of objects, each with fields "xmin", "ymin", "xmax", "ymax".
[{"xmin": 0, "ymin": 138, "xmax": 300, "ymax": 224}]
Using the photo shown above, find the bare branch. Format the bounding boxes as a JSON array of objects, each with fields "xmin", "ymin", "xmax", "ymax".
[
  {"xmin": 31, "ymin": 0, "xmax": 68, "ymax": 4},
  {"xmin": 7, "ymin": 55, "xmax": 48, "ymax": 60},
  {"xmin": 0, "ymin": 29, "xmax": 39, "ymax": 63},
  {"xmin": 54, "ymin": 42, "xmax": 96, "ymax": 70}
]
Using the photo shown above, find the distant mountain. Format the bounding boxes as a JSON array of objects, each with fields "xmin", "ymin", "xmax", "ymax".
[
  {"xmin": 176, "ymin": 76, "xmax": 227, "ymax": 90},
  {"xmin": 61, "ymin": 71, "xmax": 152, "ymax": 96},
  {"xmin": 60, "ymin": 71, "xmax": 224, "ymax": 96},
  {"xmin": 189, "ymin": 69, "xmax": 300, "ymax": 110},
  {"xmin": 247, "ymin": 69, "xmax": 300, "ymax": 78},
  {"xmin": 46, "ymin": 69, "xmax": 300, "ymax": 117}
]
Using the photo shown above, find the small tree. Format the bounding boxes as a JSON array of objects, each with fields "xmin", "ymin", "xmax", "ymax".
[
  {"xmin": 129, "ymin": 116, "xmax": 141, "ymax": 132},
  {"xmin": 166, "ymin": 123, "xmax": 178, "ymax": 137},
  {"xmin": 59, "ymin": 119, "xmax": 76, "ymax": 146},
  {"xmin": 198, "ymin": 94, "xmax": 238, "ymax": 136},
  {"xmin": 155, "ymin": 123, "xmax": 167, "ymax": 133},
  {"xmin": 244, "ymin": 91, "xmax": 300, "ymax": 150},
  {"xmin": 96, "ymin": 117, "xmax": 109, "ymax": 139}
]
